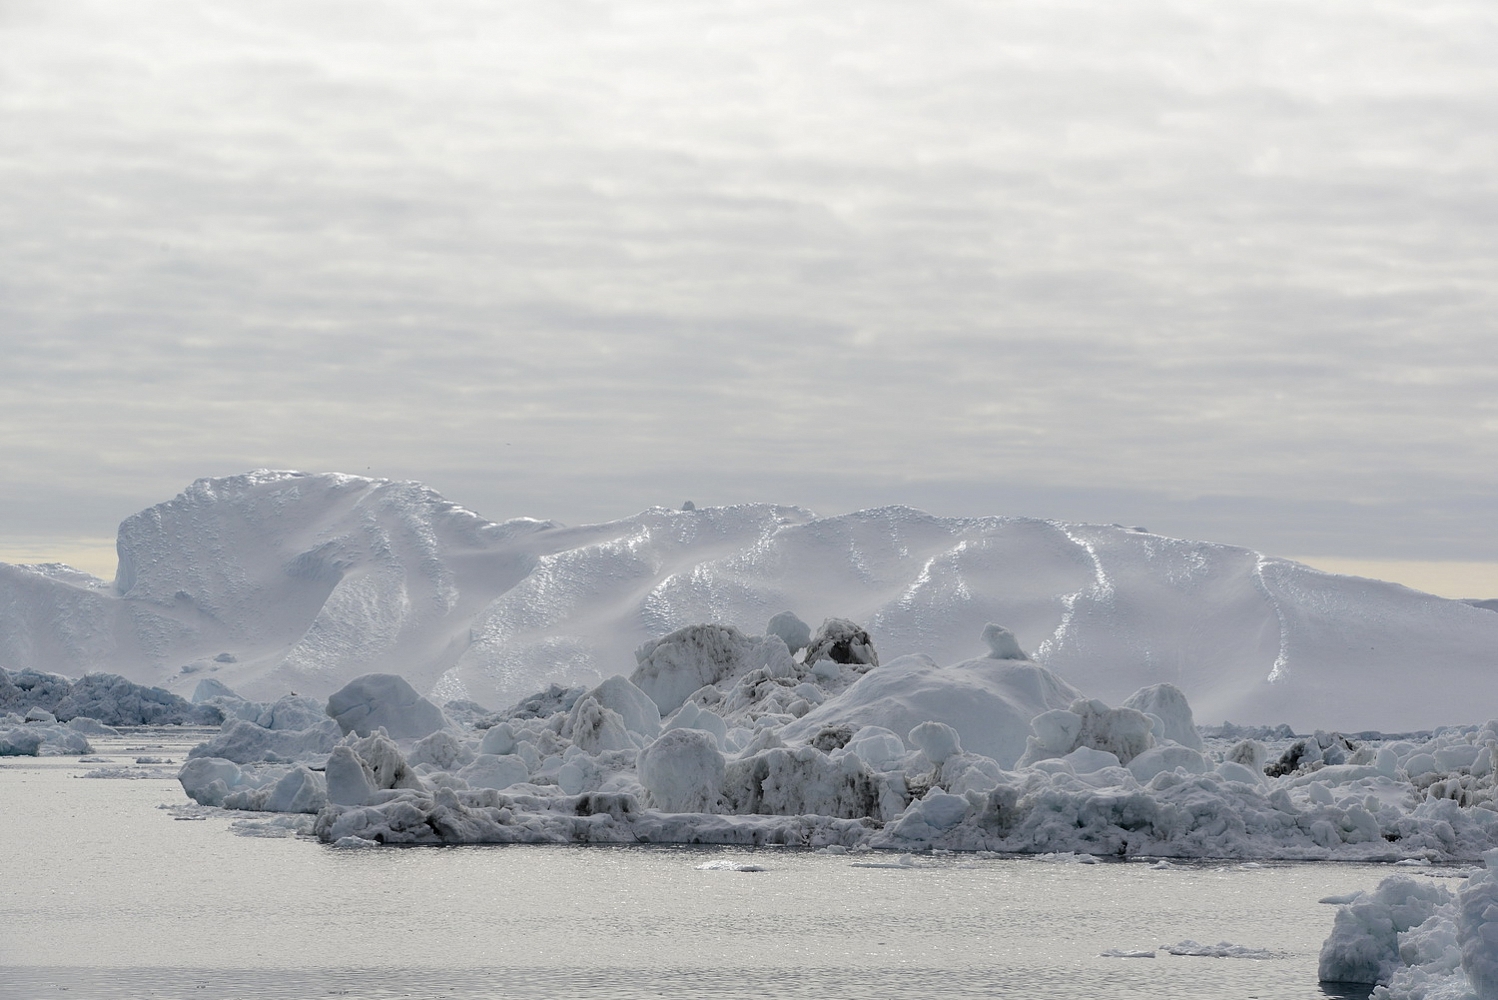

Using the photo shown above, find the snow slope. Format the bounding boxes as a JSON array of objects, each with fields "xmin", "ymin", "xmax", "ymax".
[{"xmin": 2, "ymin": 470, "xmax": 1495, "ymax": 731}]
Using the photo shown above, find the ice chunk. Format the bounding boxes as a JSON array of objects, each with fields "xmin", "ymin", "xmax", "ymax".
[
  {"xmin": 66, "ymin": 717, "xmax": 119, "ymax": 736},
  {"xmin": 179, "ymin": 756, "xmax": 255, "ymax": 806},
  {"xmin": 723, "ymin": 744, "xmax": 880, "ymax": 819},
  {"xmin": 344, "ymin": 730, "xmax": 424, "ymax": 791},
  {"xmin": 843, "ymin": 726, "xmax": 908, "ymax": 771},
  {"xmin": 766, "ymin": 611, "xmax": 812, "ymax": 656},
  {"xmin": 325, "ymin": 745, "xmax": 379, "ymax": 806},
  {"xmin": 1318, "ymin": 875, "xmax": 1453, "ymax": 985},
  {"xmin": 783, "ymin": 653, "xmax": 1079, "ymax": 769},
  {"xmin": 255, "ymin": 694, "xmax": 328, "ymax": 731},
  {"xmin": 479, "ymin": 722, "xmax": 516, "ymax": 755},
  {"xmin": 1162, "ymin": 940, "xmax": 1280, "ymax": 959},
  {"xmin": 186, "ymin": 718, "xmax": 342, "ymax": 764},
  {"xmin": 806, "ymin": 618, "xmax": 879, "ymax": 669},
  {"xmin": 408, "ymin": 729, "xmax": 476, "ymax": 771},
  {"xmin": 631, "ymin": 624, "xmax": 795, "ymax": 715},
  {"xmin": 1020, "ymin": 699, "xmax": 1154, "ymax": 767},
  {"xmin": 1127, "ymin": 744, "xmax": 1210, "ymax": 782},
  {"xmin": 587, "ymin": 676, "xmax": 661, "ymax": 739},
  {"xmin": 663, "ymin": 700, "xmax": 728, "ymax": 749},
  {"xmin": 325, "ymin": 674, "xmax": 448, "ymax": 739},
  {"xmin": 1214, "ymin": 760, "xmax": 1263, "ymax": 785},
  {"xmin": 1063, "ymin": 745, "xmax": 1122, "ymax": 774},
  {"xmin": 1461, "ymin": 863, "xmax": 1498, "ymax": 998},
  {"xmin": 908, "ymin": 721, "xmax": 962, "ymax": 765},
  {"xmin": 695, "ymin": 860, "xmax": 767, "ymax": 872},
  {"xmin": 192, "ymin": 677, "xmax": 240, "ymax": 704},
  {"xmin": 255, "ymin": 766, "xmax": 328, "ymax": 813},
  {"xmin": 457, "ymin": 753, "xmax": 530, "ymax": 791},
  {"xmin": 981, "ymin": 623, "xmax": 1028, "ymax": 660},
  {"xmin": 52, "ymin": 672, "xmax": 221, "ymax": 726},
  {"xmin": 1122, "ymin": 683, "xmax": 1204, "ymax": 750},
  {"xmin": 910, "ymin": 788, "xmax": 971, "ymax": 831},
  {"xmin": 0, "ymin": 722, "xmax": 91, "ymax": 756},
  {"xmin": 637, "ymin": 729, "xmax": 725, "ymax": 813},
  {"xmin": 566, "ymin": 696, "xmax": 636, "ymax": 753}
]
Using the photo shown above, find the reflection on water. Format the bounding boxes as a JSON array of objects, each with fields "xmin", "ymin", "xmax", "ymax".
[{"xmin": 1, "ymin": 731, "xmax": 1390, "ymax": 1000}]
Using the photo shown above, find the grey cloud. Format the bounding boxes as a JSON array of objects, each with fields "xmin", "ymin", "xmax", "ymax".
[{"xmin": 1, "ymin": 0, "xmax": 1495, "ymax": 563}]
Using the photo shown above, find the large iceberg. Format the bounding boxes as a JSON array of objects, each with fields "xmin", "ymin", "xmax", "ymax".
[{"xmin": 6, "ymin": 470, "xmax": 1498, "ymax": 732}]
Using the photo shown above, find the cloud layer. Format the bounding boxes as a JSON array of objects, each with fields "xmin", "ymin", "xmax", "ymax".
[{"xmin": 2, "ymin": 0, "xmax": 1495, "ymax": 561}]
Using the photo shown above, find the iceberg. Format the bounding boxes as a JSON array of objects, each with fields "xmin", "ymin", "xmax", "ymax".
[{"xmin": 6, "ymin": 470, "xmax": 1498, "ymax": 732}]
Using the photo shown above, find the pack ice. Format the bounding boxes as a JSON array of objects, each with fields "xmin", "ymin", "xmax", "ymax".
[
  {"xmin": 3, "ymin": 470, "xmax": 1497, "ymax": 732},
  {"xmin": 168, "ymin": 619, "xmax": 1498, "ymax": 867}
]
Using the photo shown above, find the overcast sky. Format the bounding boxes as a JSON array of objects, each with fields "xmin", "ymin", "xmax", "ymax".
[{"xmin": 2, "ymin": 0, "xmax": 1495, "ymax": 590}]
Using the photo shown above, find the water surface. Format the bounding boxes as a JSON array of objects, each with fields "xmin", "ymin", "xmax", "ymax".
[{"xmin": 1, "ymin": 730, "xmax": 1399, "ymax": 999}]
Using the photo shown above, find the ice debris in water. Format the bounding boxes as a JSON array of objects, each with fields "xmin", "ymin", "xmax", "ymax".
[
  {"xmin": 1162, "ymin": 940, "xmax": 1282, "ymax": 959},
  {"xmin": 1319, "ymin": 849, "xmax": 1498, "ymax": 998},
  {"xmin": 164, "ymin": 621, "xmax": 1498, "ymax": 884}
]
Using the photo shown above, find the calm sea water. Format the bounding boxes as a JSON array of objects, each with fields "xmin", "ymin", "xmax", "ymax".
[{"xmin": 1, "ymin": 729, "xmax": 1402, "ymax": 999}]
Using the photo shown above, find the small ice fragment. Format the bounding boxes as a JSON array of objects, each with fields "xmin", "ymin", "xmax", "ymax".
[
  {"xmin": 331, "ymin": 836, "xmax": 381, "ymax": 849},
  {"xmin": 1161, "ymin": 940, "xmax": 1281, "ymax": 959},
  {"xmin": 851, "ymin": 854, "xmax": 929, "ymax": 869},
  {"xmin": 1100, "ymin": 949, "xmax": 1157, "ymax": 958}
]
